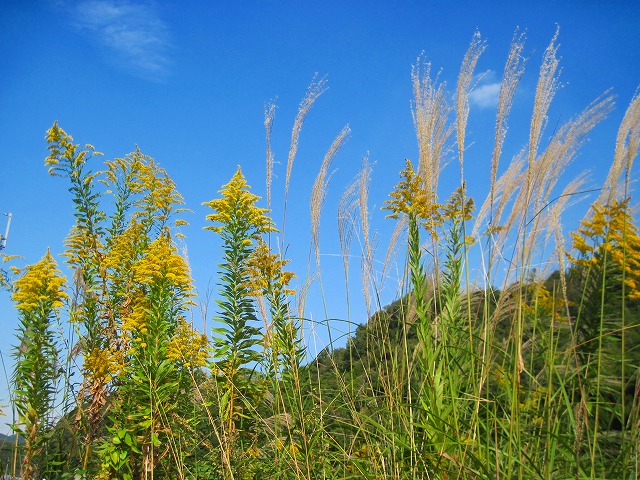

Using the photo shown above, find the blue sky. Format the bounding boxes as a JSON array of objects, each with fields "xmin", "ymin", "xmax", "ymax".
[{"xmin": 0, "ymin": 0, "xmax": 639, "ymax": 426}]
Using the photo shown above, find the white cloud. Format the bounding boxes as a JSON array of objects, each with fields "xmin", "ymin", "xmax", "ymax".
[
  {"xmin": 469, "ymin": 69, "xmax": 500, "ymax": 109},
  {"xmin": 469, "ymin": 83, "xmax": 501, "ymax": 109},
  {"xmin": 71, "ymin": 0, "xmax": 171, "ymax": 80}
]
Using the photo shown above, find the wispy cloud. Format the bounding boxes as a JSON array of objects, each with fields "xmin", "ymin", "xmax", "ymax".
[
  {"xmin": 469, "ymin": 70, "xmax": 501, "ymax": 109},
  {"xmin": 70, "ymin": 0, "xmax": 171, "ymax": 80}
]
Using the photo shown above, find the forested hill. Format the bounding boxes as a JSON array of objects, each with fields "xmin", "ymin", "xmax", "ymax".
[{"xmin": 306, "ymin": 270, "xmax": 640, "ymax": 422}]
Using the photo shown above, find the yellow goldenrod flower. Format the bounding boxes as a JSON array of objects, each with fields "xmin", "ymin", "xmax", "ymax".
[
  {"xmin": 167, "ymin": 318, "xmax": 209, "ymax": 368},
  {"xmin": 104, "ymin": 220, "xmax": 145, "ymax": 281},
  {"xmin": 442, "ymin": 184, "xmax": 474, "ymax": 222},
  {"xmin": 203, "ymin": 166, "xmax": 276, "ymax": 236},
  {"xmin": 245, "ymin": 240, "xmax": 296, "ymax": 297},
  {"xmin": 135, "ymin": 157, "xmax": 188, "ymax": 225},
  {"xmin": 83, "ymin": 346, "xmax": 125, "ymax": 384},
  {"xmin": 133, "ymin": 233, "xmax": 192, "ymax": 292},
  {"xmin": 13, "ymin": 250, "xmax": 67, "ymax": 314},
  {"xmin": 382, "ymin": 159, "xmax": 442, "ymax": 233},
  {"xmin": 121, "ymin": 233, "xmax": 194, "ymax": 335},
  {"xmin": 568, "ymin": 199, "xmax": 640, "ymax": 300},
  {"xmin": 523, "ymin": 283, "xmax": 570, "ymax": 323},
  {"xmin": 62, "ymin": 226, "xmax": 102, "ymax": 267}
]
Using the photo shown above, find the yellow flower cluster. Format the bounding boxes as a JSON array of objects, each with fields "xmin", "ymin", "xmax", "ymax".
[
  {"xmin": 442, "ymin": 184, "xmax": 475, "ymax": 222},
  {"xmin": 136, "ymin": 159, "xmax": 187, "ymax": 225},
  {"xmin": 133, "ymin": 234, "xmax": 192, "ymax": 291},
  {"xmin": 524, "ymin": 283, "xmax": 569, "ymax": 323},
  {"xmin": 203, "ymin": 166, "xmax": 276, "ymax": 236},
  {"xmin": 569, "ymin": 199, "xmax": 640, "ymax": 300},
  {"xmin": 83, "ymin": 346, "xmax": 125, "ymax": 384},
  {"xmin": 63, "ymin": 226, "xmax": 101, "ymax": 267},
  {"xmin": 45, "ymin": 121, "xmax": 101, "ymax": 175},
  {"xmin": 122, "ymin": 234, "xmax": 194, "ymax": 334},
  {"xmin": 382, "ymin": 159, "xmax": 442, "ymax": 232},
  {"xmin": 103, "ymin": 220, "xmax": 145, "ymax": 282},
  {"xmin": 13, "ymin": 250, "xmax": 68, "ymax": 314},
  {"xmin": 246, "ymin": 241, "xmax": 296, "ymax": 297},
  {"xmin": 166, "ymin": 318, "xmax": 209, "ymax": 368}
]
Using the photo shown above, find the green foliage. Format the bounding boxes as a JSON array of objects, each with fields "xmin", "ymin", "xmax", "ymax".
[{"xmin": 7, "ymin": 33, "xmax": 640, "ymax": 479}]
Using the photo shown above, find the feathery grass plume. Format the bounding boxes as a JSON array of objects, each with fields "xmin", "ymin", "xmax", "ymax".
[
  {"xmin": 488, "ymin": 151, "xmax": 528, "ymax": 273},
  {"xmin": 532, "ymin": 93, "xmax": 613, "ymax": 217},
  {"xmin": 507, "ymin": 26, "xmax": 560, "ymax": 272},
  {"xmin": 456, "ymin": 30, "xmax": 485, "ymax": 174},
  {"xmin": 490, "ymin": 29, "xmax": 526, "ymax": 227},
  {"xmin": 338, "ymin": 173, "xmax": 359, "ymax": 295},
  {"xmin": 515, "ymin": 93, "xmax": 613, "ymax": 279},
  {"xmin": 283, "ymin": 75, "xmax": 327, "ymax": 237},
  {"xmin": 265, "ymin": 99, "xmax": 277, "ymax": 212},
  {"xmin": 310, "ymin": 125, "xmax": 350, "ymax": 270},
  {"xmin": 473, "ymin": 147, "xmax": 524, "ymax": 240},
  {"xmin": 358, "ymin": 155, "xmax": 376, "ymax": 317},
  {"xmin": 504, "ymin": 29, "xmax": 562, "ymax": 398},
  {"xmin": 597, "ymin": 90, "xmax": 640, "ymax": 206},
  {"xmin": 517, "ymin": 27, "xmax": 562, "ymax": 258},
  {"xmin": 382, "ymin": 215, "xmax": 407, "ymax": 288},
  {"xmin": 412, "ymin": 54, "xmax": 454, "ymax": 202},
  {"xmin": 527, "ymin": 27, "xmax": 561, "ymax": 171}
]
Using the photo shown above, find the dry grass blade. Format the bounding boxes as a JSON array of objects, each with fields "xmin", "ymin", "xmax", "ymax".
[
  {"xmin": 310, "ymin": 125, "xmax": 350, "ymax": 269},
  {"xmin": 549, "ymin": 174, "xmax": 587, "ymax": 325},
  {"xmin": 296, "ymin": 272, "xmax": 317, "ymax": 324},
  {"xmin": 382, "ymin": 216, "xmax": 407, "ymax": 291}
]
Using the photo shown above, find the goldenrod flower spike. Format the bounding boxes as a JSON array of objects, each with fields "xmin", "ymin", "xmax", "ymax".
[
  {"xmin": 167, "ymin": 318, "xmax": 209, "ymax": 368},
  {"xmin": 246, "ymin": 240, "xmax": 296, "ymax": 297},
  {"xmin": 204, "ymin": 166, "xmax": 276, "ymax": 236},
  {"xmin": 13, "ymin": 250, "xmax": 67, "ymax": 314},
  {"xmin": 133, "ymin": 233, "xmax": 192, "ymax": 292},
  {"xmin": 569, "ymin": 199, "xmax": 640, "ymax": 300},
  {"xmin": 382, "ymin": 159, "xmax": 442, "ymax": 233}
]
